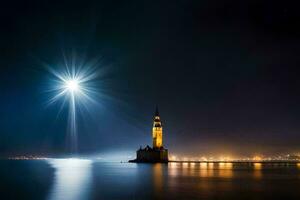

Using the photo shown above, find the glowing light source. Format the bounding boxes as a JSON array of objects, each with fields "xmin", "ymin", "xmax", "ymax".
[
  {"xmin": 65, "ymin": 79, "xmax": 80, "ymax": 92},
  {"xmin": 47, "ymin": 60, "xmax": 99, "ymax": 153}
]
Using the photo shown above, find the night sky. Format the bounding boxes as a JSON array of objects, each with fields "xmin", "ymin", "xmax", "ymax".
[{"xmin": 1, "ymin": 0, "xmax": 300, "ymax": 158}]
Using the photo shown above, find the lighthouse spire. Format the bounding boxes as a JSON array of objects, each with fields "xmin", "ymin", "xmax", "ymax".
[
  {"xmin": 155, "ymin": 105, "xmax": 159, "ymax": 116},
  {"xmin": 152, "ymin": 106, "xmax": 163, "ymax": 149}
]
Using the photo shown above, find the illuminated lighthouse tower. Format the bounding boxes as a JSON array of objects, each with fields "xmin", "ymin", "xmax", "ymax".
[
  {"xmin": 153, "ymin": 107, "xmax": 163, "ymax": 149},
  {"xmin": 130, "ymin": 107, "xmax": 169, "ymax": 163}
]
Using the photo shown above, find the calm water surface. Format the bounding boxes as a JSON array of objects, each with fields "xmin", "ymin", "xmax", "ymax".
[{"xmin": 1, "ymin": 159, "xmax": 300, "ymax": 199}]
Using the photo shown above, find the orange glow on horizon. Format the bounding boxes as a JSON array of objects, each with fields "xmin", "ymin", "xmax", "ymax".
[{"xmin": 253, "ymin": 156, "xmax": 263, "ymax": 161}]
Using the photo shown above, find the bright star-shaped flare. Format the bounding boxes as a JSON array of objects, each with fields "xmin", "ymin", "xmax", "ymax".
[
  {"xmin": 46, "ymin": 60, "xmax": 99, "ymax": 152},
  {"xmin": 65, "ymin": 79, "xmax": 80, "ymax": 93},
  {"xmin": 47, "ymin": 65, "xmax": 98, "ymax": 107}
]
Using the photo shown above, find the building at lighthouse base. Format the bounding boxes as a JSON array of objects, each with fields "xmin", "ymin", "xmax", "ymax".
[{"xmin": 129, "ymin": 145, "xmax": 168, "ymax": 163}]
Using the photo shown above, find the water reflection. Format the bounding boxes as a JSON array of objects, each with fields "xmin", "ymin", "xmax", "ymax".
[
  {"xmin": 47, "ymin": 159, "xmax": 92, "ymax": 200},
  {"xmin": 199, "ymin": 162, "xmax": 211, "ymax": 177},
  {"xmin": 153, "ymin": 164, "xmax": 163, "ymax": 199},
  {"xmin": 4, "ymin": 160, "xmax": 300, "ymax": 200},
  {"xmin": 168, "ymin": 162, "xmax": 179, "ymax": 177},
  {"xmin": 200, "ymin": 162, "xmax": 207, "ymax": 169},
  {"xmin": 208, "ymin": 163, "xmax": 214, "ymax": 169},
  {"xmin": 218, "ymin": 163, "xmax": 233, "ymax": 178},
  {"xmin": 253, "ymin": 163, "xmax": 262, "ymax": 179},
  {"xmin": 167, "ymin": 162, "xmax": 235, "ymax": 178}
]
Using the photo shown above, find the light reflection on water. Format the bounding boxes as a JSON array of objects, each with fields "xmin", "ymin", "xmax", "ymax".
[
  {"xmin": 168, "ymin": 162, "xmax": 235, "ymax": 178},
  {"xmin": 153, "ymin": 163, "xmax": 163, "ymax": 199},
  {"xmin": 253, "ymin": 162, "xmax": 262, "ymax": 179},
  {"xmin": 42, "ymin": 160, "xmax": 300, "ymax": 200},
  {"xmin": 47, "ymin": 159, "xmax": 93, "ymax": 200}
]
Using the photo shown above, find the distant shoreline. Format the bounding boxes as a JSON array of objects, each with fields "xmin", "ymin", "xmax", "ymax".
[
  {"xmin": 128, "ymin": 160, "xmax": 300, "ymax": 164},
  {"xmin": 168, "ymin": 160, "xmax": 300, "ymax": 164}
]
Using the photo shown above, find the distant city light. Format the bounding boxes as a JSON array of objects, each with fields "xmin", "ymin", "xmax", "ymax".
[{"xmin": 253, "ymin": 156, "xmax": 262, "ymax": 161}]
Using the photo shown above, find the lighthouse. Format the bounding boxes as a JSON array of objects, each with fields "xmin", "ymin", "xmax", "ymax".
[
  {"xmin": 129, "ymin": 107, "xmax": 169, "ymax": 163},
  {"xmin": 152, "ymin": 107, "xmax": 163, "ymax": 149}
]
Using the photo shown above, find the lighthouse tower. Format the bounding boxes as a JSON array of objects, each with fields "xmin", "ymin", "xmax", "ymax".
[
  {"xmin": 129, "ymin": 106, "xmax": 169, "ymax": 163},
  {"xmin": 152, "ymin": 107, "xmax": 163, "ymax": 149}
]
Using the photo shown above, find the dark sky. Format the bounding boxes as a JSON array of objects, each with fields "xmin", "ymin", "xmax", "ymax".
[{"xmin": 1, "ymin": 0, "xmax": 300, "ymax": 158}]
